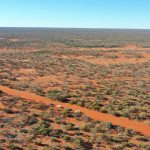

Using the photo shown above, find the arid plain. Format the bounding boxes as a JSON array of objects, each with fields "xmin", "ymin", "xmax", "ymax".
[{"xmin": 0, "ymin": 28, "xmax": 150, "ymax": 149}]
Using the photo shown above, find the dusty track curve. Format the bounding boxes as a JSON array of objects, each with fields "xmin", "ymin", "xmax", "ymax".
[{"xmin": 0, "ymin": 85, "xmax": 150, "ymax": 137}]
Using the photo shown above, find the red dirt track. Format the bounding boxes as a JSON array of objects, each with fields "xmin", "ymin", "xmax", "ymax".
[{"xmin": 0, "ymin": 85, "xmax": 150, "ymax": 137}]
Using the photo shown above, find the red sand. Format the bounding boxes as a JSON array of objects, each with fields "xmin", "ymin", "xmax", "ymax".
[{"xmin": 0, "ymin": 85, "xmax": 150, "ymax": 137}]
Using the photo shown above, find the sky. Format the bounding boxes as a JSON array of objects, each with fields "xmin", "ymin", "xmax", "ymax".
[{"xmin": 0, "ymin": 0, "xmax": 150, "ymax": 29}]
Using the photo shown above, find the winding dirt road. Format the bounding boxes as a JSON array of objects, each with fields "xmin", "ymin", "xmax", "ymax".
[{"xmin": 0, "ymin": 85, "xmax": 150, "ymax": 137}]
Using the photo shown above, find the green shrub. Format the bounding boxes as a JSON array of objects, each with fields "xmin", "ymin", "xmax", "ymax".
[
  {"xmin": 47, "ymin": 90, "xmax": 71, "ymax": 102},
  {"xmin": 32, "ymin": 122, "xmax": 52, "ymax": 136}
]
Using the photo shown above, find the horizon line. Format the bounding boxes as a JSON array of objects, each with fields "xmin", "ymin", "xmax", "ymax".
[{"xmin": 0, "ymin": 26, "xmax": 150, "ymax": 30}]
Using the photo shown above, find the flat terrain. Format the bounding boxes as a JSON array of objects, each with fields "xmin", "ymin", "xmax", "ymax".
[{"xmin": 0, "ymin": 28, "xmax": 150, "ymax": 149}]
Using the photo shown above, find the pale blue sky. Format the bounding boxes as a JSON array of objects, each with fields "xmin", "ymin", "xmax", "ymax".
[{"xmin": 0, "ymin": 0, "xmax": 150, "ymax": 28}]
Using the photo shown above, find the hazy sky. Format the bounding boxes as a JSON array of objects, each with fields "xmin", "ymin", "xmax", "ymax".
[{"xmin": 0, "ymin": 0, "xmax": 150, "ymax": 28}]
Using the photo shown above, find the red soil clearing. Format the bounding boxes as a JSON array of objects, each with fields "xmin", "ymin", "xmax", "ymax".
[{"xmin": 0, "ymin": 85, "xmax": 150, "ymax": 137}]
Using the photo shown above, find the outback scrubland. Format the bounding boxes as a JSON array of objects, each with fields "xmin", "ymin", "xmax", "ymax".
[{"xmin": 0, "ymin": 28, "xmax": 150, "ymax": 149}]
